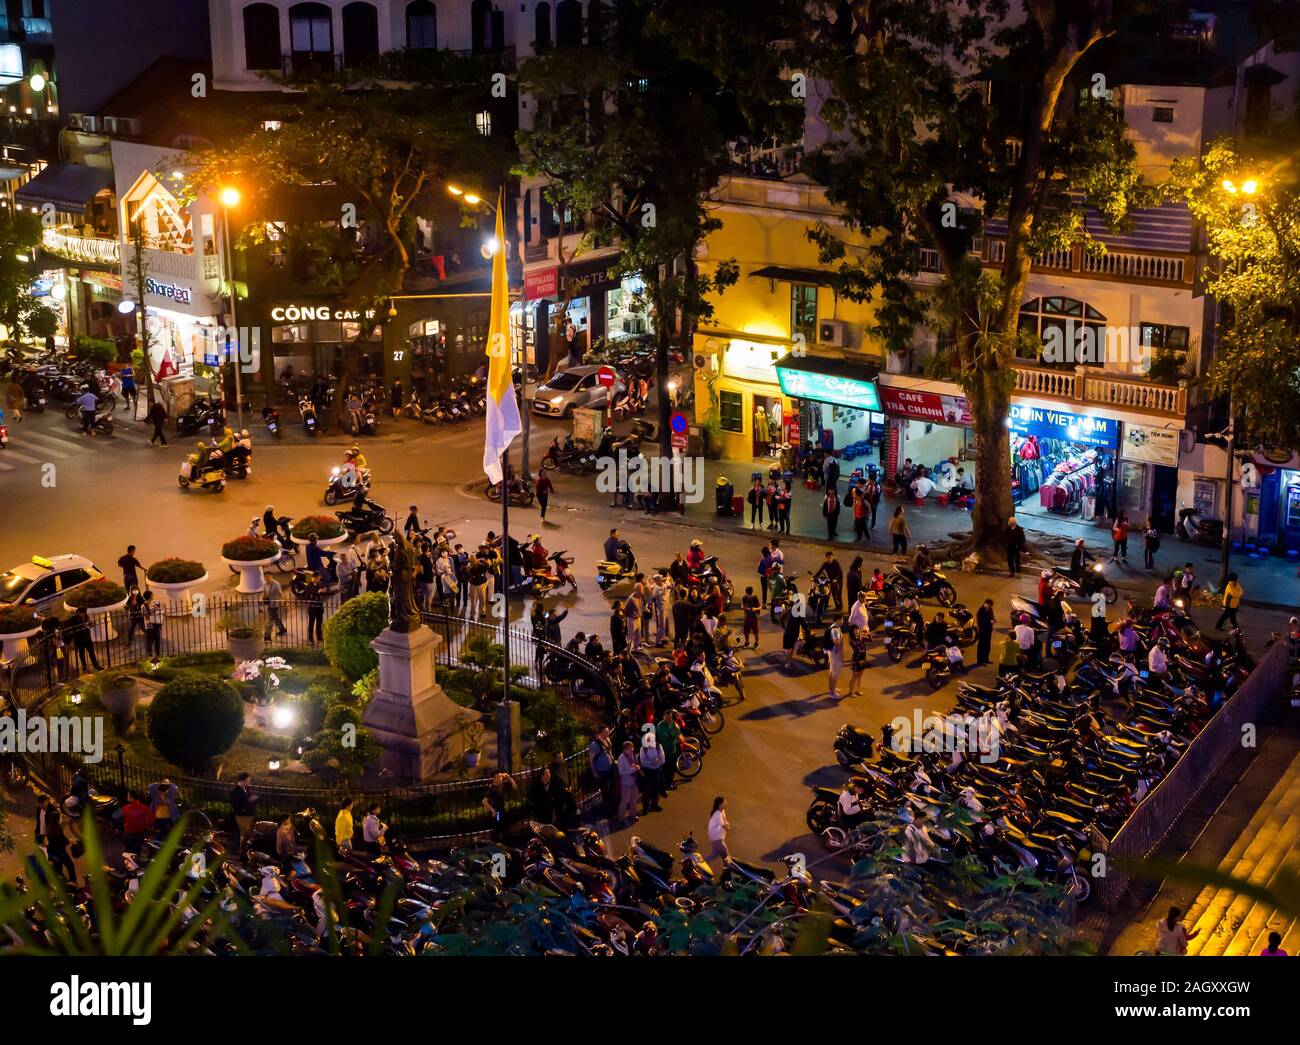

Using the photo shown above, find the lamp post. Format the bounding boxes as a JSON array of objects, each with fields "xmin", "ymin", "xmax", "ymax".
[{"xmin": 218, "ymin": 186, "xmax": 244, "ymax": 431}]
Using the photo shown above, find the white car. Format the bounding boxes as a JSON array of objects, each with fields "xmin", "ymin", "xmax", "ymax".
[
  {"xmin": 533, "ymin": 365, "xmax": 625, "ymax": 417},
  {"xmin": 0, "ymin": 555, "xmax": 105, "ymax": 616}
]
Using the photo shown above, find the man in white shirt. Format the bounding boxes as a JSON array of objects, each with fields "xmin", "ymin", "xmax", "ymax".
[
  {"xmin": 1014, "ymin": 619, "xmax": 1038, "ymax": 667},
  {"xmin": 1153, "ymin": 581, "xmax": 1173, "ymax": 611},
  {"xmin": 848, "ymin": 590, "xmax": 872, "ymax": 632},
  {"xmin": 1148, "ymin": 639, "xmax": 1169, "ymax": 677},
  {"xmin": 911, "ymin": 474, "xmax": 935, "ymax": 500}
]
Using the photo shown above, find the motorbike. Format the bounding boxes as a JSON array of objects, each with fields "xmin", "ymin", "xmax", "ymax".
[
  {"xmin": 324, "ymin": 466, "xmax": 371, "ymax": 506},
  {"xmin": 529, "ymin": 551, "xmax": 579, "ymax": 595},
  {"xmin": 1050, "ymin": 563, "xmax": 1117, "ymax": 605},
  {"xmin": 299, "ymin": 397, "xmax": 320, "ymax": 437},
  {"xmin": 1175, "ymin": 506, "xmax": 1223, "ymax": 546},
  {"xmin": 179, "ymin": 452, "xmax": 227, "ymax": 493},
  {"xmin": 64, "ymin": 392, "xmax": 116, "ymax": 419},
  {"xmin": 597, "ymin": 541, "xmax": 638, "ymax": 591},
  {"xmin": 262, "ymin": 403, "xmax": 281, "ymax": 439},
  {"xmin": 350, "ymin": 402, "xmax": 379, "ymax": 437},
  {"xmin": 880, "ymin": 609, "xmax": 923, "ymax": 662},
  {"xmin": 886, "ymin": 562, "xmax": 958, "ymax": 606},
  {"xmin": 769, "ymin": 575, "xmax": 803, "ymax": 625},
  {"xmin": 177, "ymin": 398, "xmax": 224, "ymax": 437},
  {"xmin": 681, "ymin": 556, "xmax": 735, "ymax": 606},
  {"xmin": 335, "ymin": 501, "xmax": 394, "ymax": 538},
  {"xmin": 90, "ymin": 410, "xmax": 114, "ymax": 437},
  {"xmin": 834, "ymin": 724, "xmax": 875, "ymax": 767},
  {"xmin": 486, "ymin": 475, "xmax": 535, "ymax": 507},
  {"xmin": 923, "ymin": 642, "xmax": 966, "ymax": 690}
]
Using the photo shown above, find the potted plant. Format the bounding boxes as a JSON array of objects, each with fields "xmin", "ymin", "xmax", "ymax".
[
  {"xmin": 290, "ymin": 515, "xmax": 347, "ymax": 547},
  {"xmin": 100, "ymin": 673, "xmax": 142, "ymax": 735},
  {"xmin": 64, "ymin": 578, "xmax": 129, "ymax": 643},
  {"xmin": 457, "ymin": 714, "xmax": 485, "ymax": 769},
  {"xmin": 0, "ymin": 604, "xmax": 42, "ymax": 665},
  {"xmin": 145, "ymin": 557, "xmax": 208, "ymax": 615},
  {"xmin": 217, "ymin": 610, "xmax": 263, "ymax": 663},
  {"xmin": 219, "ymin": 535, "xmax": 280, "ymax": 594}
]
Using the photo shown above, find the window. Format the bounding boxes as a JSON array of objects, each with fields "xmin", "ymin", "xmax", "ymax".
[
  {"xmin": 556, "ymin": 0, "xmax": 582, "ymax": 46},
  {"xmin": 534, "ymin": 1, "xmax": 551, "ymax": 49},
  {"xmin": 242, "ymin": 3, "xmax": 282, "ymax": 71},
  {"xmin": 1152, "ymin": 106, "xmax": 1175, "ymax": 123},
  {"xmin": 57, "ymin": 569, "xmax": 91, "ymax": 591},
  {"xmin": 1017, "ymin": 296, "xmax": 1107, "ymax": 367},
  {"xmin": 475, "ymin": 109, "xmax": 492, "ymax": 136},
  {"xmin": 406, "ymin": 1, "xmax": 436, "ymax": 49},
  {"xmin": 790, "ymin": 283, "xmax": 817, "ymax": 344},
  {"xmin": 471, "ymin": 0, "xmax": 502, "ymax": 53},
  {"xmin": 289, "ymin": 2, "xmax": 332, "ymax": 55},
  {"xmin": 1139, "ymin": 323, "xmax": 1189, "ymax": 353},
  {"xmin": 719, "ymin": 390, "xmax": 744, "ymax": 433},
  {"xmin": 23, "ymin": 577, "xmax": 57, "ymax": 605},
  {"xmin": 342, "ymin": 2, "xmax": 379, "ymax": 68}
]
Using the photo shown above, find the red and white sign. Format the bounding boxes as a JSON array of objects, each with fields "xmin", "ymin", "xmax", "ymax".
[
  {"xmin": 524, "ymin": 267, "xmax": 559, "ymax": 301},
  {"xmin": 782, "ymin": 411, "xmax": 800, "ymax": 447},
  {"xmin": 596, "ymin": 366, "xmax": 617, "ymax": 389},
  {"xmin": 878, "ymin": 386, "xmax": 971, "ymax": 426}
]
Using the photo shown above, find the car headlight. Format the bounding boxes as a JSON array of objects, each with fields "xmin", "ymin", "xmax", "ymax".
[{"xmin": 549, "ymin": 395, "xmax": 564, "ymax": 405}]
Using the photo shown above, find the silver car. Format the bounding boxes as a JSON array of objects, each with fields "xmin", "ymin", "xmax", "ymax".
[
  {"xmin": 0, "ymin": 554, "xmax": 105, "ymax": 616},
  {"xmin": 532, "ymin": 365, "xmax": 625, "ymax": 417}
]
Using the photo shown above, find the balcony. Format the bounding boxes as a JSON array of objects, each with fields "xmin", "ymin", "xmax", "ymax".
[
  {"xmin": 41, "ymin": 227, "xmax": 120, "ymax": 267},
  {"xmin": 281, "ymin": 52, "xmax": 344, "ymax": 77},
  {"xmin": 1012, "ymin": 363, "xmax": 1186, "ymax": 419},
  {"xmin": 984, "ymin": 238, "xmax": 1193, "ymax": 286},
  {"xmin": 728, "ymin": 141, "xmax": 805, "ymax": 180},
  {"xmin": 140, "ymin": 247, "xmax": 198, "ymax": 281}
]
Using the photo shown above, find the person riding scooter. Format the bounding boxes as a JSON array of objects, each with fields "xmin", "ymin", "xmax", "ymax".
[{"xmin": 911, "ymin": 544, "xmax": 933, "ymax": 582}]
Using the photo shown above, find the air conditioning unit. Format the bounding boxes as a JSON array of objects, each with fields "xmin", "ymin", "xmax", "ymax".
[
  {"xmin": 818, "ymin": 319, "xmax": 849, "ymax": 347},
  {"xmin": 76, "ymin": 115, "xmax": 100, "ymax": 133},
  {"xmin": 104, "ymin": 116, "xmax": 143, "ymax": 137},
  {"xmin": 692, "ymin": 353, "xmax": 717, "ymax": 372}
]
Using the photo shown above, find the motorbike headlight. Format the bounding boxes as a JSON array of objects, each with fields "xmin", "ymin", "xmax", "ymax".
[
  {"xmin": 1093, "ymin": 563, "xmax": 1104, "ymax": 573},
  {"xmin": 331, "ymin": 467, "xmax": 339, "ymax": 476}
]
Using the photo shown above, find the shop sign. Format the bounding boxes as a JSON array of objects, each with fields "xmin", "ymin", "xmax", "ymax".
[
  {"xmin": 1261, "ymin": 447, "xmax": 1294, "ymax": 466},
  {"xmin": 1120, "ymin": 423, "xmax": 1180, "ymax": 467},
  {"xmin": 777, "ymin": 368, "xmax": 881, "ymax": 411},
  {"xmin": 723, "ymin": 340, "xmax": 785, "ymax": 385},
  {"xmin": 878, "ymin": 385, "xmax": 970, "ymax": 426},
  {"xmin": 782, "ymin": 411, "xmax": 800, "ymax": 447},
  {"xmin": 81, "ymin": 269, "xmax": 123, "ymax": 293},
  {"xmin": 270, "ymin": 303, "xmax": 377, "ymax": 323},
  {"xmin": 145, "ymin": 277, "xmax": 192, "ymax": 306},
  {"xmin": 524, "ymin": 267, "xmax": 558, "ymax": 301},
  {"xmin": 1008, "ymin": 403, "xmax": 1118, "ymax": 448}
]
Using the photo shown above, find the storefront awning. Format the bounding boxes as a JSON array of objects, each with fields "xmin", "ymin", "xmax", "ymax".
[
  {"xmin": 750, "ymin": 265, "xmax": 838, "ymax": 287},
  {"xmin": 14, "ymin": 162, "xmax": 114, "ymax": 214},
  {"xmin": 773, "ymin": 353, "xmax": 881, "ymax": 411}
]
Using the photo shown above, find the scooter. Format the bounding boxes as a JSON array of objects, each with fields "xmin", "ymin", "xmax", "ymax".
[
  {"xmin": 530, "ymin": 551, "xmax": 579, "ymax": 595},
  {"xmin": 924, "ymin": 642, "xmax": 966, "ymax": 690},
  {"xmin": 262, "ymin": 403, "xmax": 281, "ymax": 439},
  {"xmin": 335, "ymin": 501, "xmax": 394, "ymax": 538},
  {"xmin": 834, "ymin": 724, "xmax": 875, "ymax": 766},
  {"xmin": 886, "ymin": 562, "xmax": 958, "ymax": 606},
  {"xmin": 1050, "ymin": 563, "xmax": 1117, "ymax": 605},
  {"xmin": 179, "ymin": 452, "xmax": 227, "ymax": 493},
  {"xmin": 1175, "ymin": 506, "xmax": 1223, "ymax": 546},
  {"xmin": 0, "ymin": 422, "xmax": 7, "ymax": 449},
  {"xmin": 324, "ymin": 466, "xmax": 371, "ymax": 506},
  {"xmin": 299, "ymin": 398, "xmax": 319, "ymax": 437},
  {"xmin": 597, "ymin": 541, "xmax": 637, "ymax": 591}
]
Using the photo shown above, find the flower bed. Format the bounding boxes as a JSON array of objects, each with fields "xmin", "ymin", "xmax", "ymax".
[
  {"xmin": 146, "ymin": 558, "xmax": 207, "ymax": 584},
  {"xmin": 64, "ymin": 578, "xmax": 128, "ymax": 610},
  {"xmin": 0, "ymin": 605, "xmax": 41, "ymax": 634},
  {"xmin": 290, "ymin": 515, "xmax": 346, "ymax": 541},
  {"xmin": 221, "ymin": 535, "xmax": 278, "ymax": 561}
]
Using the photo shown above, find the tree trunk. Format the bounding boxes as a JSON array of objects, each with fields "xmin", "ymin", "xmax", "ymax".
[
  {"xmin": 967, "ymin": 367, "xmax": 1015, "ymax": 564},
  {"xmin": 648, "ymin": 270, "xmax": 674, "ymax": 464}
]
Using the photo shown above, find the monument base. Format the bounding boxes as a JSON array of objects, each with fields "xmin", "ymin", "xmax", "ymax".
[{"xmin": 361, "ymin": 625, "xmax": 467, "ymax": 782}]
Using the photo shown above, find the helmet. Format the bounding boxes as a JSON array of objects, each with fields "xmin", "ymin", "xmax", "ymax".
[
  {"xmin": 690, "ymin": 539, "xmax": 703, "ymax": 547},
  {"xmin": 351, "ymin": 445, "xmax": 360, "ymax": 453},
  {"xmin": 196, "ymin": 441, "xmax": 205, "ymax": 448},
  {"xmin": 240, "ymin": 429, "xmax": 249, "ymax": 438}
]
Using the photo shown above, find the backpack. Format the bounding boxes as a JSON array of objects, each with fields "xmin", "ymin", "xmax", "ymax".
[{"xmin": 822, "ymin": 625, "xmax": 838, "ymax": 651}]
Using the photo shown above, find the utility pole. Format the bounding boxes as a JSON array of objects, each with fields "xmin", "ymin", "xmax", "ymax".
[
  {"xmin": 1218, "ymin": 386, "xmax": 1235, "ymax": 589},
  {"xmin": 127, "ymin": 220, "xmax": 155, "ymax": 418}
]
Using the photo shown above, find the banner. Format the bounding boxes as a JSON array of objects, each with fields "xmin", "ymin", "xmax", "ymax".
[
  {"xmin": 1008, "ymin": 403, "xmax": 1118, "ymax": 448},
  {"xmin": 1121, "ymin": 423, "xmax": 1180, "ymax": 467},
  {"xmin": 482, "ymin": 191, "xmax": 522, "ymax": 484},
  {"xmin": 878, "ymin": 385, "xmax": 971, "ymax": 426}
]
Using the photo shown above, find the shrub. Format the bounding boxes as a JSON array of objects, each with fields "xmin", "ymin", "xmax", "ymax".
[
  {"xmin": 351, "ymin": 667, "xmax": 379, "ymax": 707},
  {"xmin": 290, "ymin": 515, "xmax": 345, "ymax": 540},
  {"xmin": 72, "ymin": 336, "xmax": 116, "ymax": 365},
  {"xmin": 323, "ymin": 591, "xmax": 387, "ymax": 680},
  {"xmin": 146, "ymin": 671, "xmax": 245, "ymax": 771},
  {"xmin": 64, "ymin": 579, "xmax": 127, "ymax": 609},
  {"xmin": 146, "ymin": 558, "xmax": 207, "ymax": 584},
  {"xmin": 0, "ymin": 605, "xmax": 40, "ymax": 634},
  {"xmin": 221, "ymin": 535, "xmax": 278, "ymax": 561},
  {"xmin": 216, "ymin": 611, "xmax": 257, "ymax": 641}
]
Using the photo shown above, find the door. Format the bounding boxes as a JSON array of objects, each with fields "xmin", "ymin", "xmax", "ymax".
[
  {"xmin": 1257, "ymin": 470, "xmax": 1280, "ymax": 547},
  {"xmin": 1150, "ymin": 465, "xmax": 1178, "ymax": 533}
]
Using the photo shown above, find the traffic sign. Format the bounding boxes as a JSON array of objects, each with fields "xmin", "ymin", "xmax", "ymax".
[
  {"xmin": 596, "ymin": 366, "xmax": 617, "ymax": 389},
  {"xmin": 669, "ymin": 410, "xmax": 688, "ymax": 435},
  {"xmin": 671, "ymin": 431, "xmax": 688, "ymax": 451}
]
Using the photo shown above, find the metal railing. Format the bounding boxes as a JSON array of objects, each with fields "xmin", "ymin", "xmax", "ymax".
[
  {"xmin": 2, "ymin": 597, "xmax": 606, "ymax": 849},
  {"xmin": 1092, "ymin": 642, "xmax": 1290, "ymax": 911}
]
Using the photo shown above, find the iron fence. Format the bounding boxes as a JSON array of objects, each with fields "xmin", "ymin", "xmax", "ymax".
[
  {"xmin": 1, "ymin": 595, "xmax": 605, "ymax": 849},
  {"xmin": 1092, "ymin": 641, "xmax": 1291, "ymax": 911}
]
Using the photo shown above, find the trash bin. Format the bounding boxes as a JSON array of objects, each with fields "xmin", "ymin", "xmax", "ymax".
[{"xmin": 715, "ymin": 477, "xmax": 734, "ymax": 515}]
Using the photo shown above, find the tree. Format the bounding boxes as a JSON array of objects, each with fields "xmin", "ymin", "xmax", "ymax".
[
  {"xmin": 125, "ymin": 219, "xmax": 157, "ymax": 412},
  {"xmin": 1167, "ymin": 138, "xmax": 1300, "ymax": 449},
  {"xmin": 0, "ymin": 209, "xmax": 57, "ymax": 343},
  {"xmin": 517, "ymin": 0, "xmax": 803, "ymax": 462},
  {"xmin": 183, "ymin": 57, "xmax": 510, "ymax": 423},
  {"xmin": 803, "ymin": 1, "xmax": 1159, "ymax": 560}
]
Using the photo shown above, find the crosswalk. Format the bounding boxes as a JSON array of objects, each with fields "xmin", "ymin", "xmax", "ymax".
[{"xmin": 0, "ymin": 417, "xmax": 145, "ymax": 472}]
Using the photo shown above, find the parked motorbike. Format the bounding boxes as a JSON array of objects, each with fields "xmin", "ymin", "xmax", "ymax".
[
  {"xmin": 486, "ymin": 475, "xmax": 535, "ymax": 507},
  {"xmin": 299, "ymin": 397, "xmax": 320, "ymax": 437},
  {"xmin": 262, "ymin": 403, "xmax": 281, "ymax": 439},
  {"xmin": 886, "ymin": 562, "xmax": 958, "ymax": 606},
  {"xmin": 1175, "ymin": 506, "xmax": 1223, "ymax": 546},
  {"xmin": 834, "ymin": 724, "xmax": 875, "ymax": 767}
]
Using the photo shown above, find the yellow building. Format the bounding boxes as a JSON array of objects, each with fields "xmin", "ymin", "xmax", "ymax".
[{"xmin": 692, "ymin": 174, "xmax": 887, "ymax": 464}]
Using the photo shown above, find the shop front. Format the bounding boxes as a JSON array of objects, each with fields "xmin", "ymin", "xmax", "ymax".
[
  {"xmin": 1009, "ymin": 403, "xmax": 1120, "ymax": 523},
  {"xmin": 876, "ymin": 384, "xmax": 974, "ymax": 491},
  {"xmin": 773, "ymin": 354, "xmax": 884, "ymax": 474},
  {"xmin": 1118, "ymin": 421, "xmax": 1181, "ymax": 532},
  {"xmin": 1247, "ymin": 450, "xmax": 1300, "ymax": 551},
  {"xmin": 266, "ymin": 301, "xmax": 382, "ymax": 384}
]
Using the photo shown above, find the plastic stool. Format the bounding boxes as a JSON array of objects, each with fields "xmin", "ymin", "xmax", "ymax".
[
  {"xmin": 1232, "ymin": 541, "xmax": 1243, "ymax": 553},
  {"xmin": 1286, "ymin": 549, "xmax": 1298, "ymax": 562},
  {"xmin": 937, "ymin": 493, "xmax": 949, "ymax": 507}
]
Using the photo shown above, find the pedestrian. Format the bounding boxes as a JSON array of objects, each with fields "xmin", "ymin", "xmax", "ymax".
[
  {"xmin": 706, "ymin": 796, "xmax": 730, "ymax": 866},
  {"xmin": 305, "ymin": 575, "xmax": 325, "ymax": 643},
  {"xmin": 670, "ymin": 585, "xmax": 693, "ymax": 647},
  {"xmin": 975, "ymin": 598, "xmax": 995, "ymax": 666},
  {"xmin": 648, "ymin": 572, "xmax": 668, "ymax": 645},
  {"xmin": 536, "ymin": 469, "xmax": 554, "ymax": 521},
  {"xmin": 390, "ymin": 378, "xmax": 403, "ymax": 420},
  {"xmin": 1215, "ymin": 572, "xmax": 1243, "ymax": 630},
  {"xmin": 821, "ymin": 485, "xmax": 841, "ymax": 539},
  {"xmin": 610, "ymin": 598, "xmax": 628, "ymax": 654},
  {"xmin": 260, "ymin": 574, "xmax": 288, "ymax": 639},
  {"xmin": 334, "ymin": 797, "xmax": 355, "ymax": 853},
  {"xmin": 851, "ymin": 487, "xmax": 869, "ymax": 541},
  {"xmin": 1014, "ymin": 615, "xmax": 1039, "ymax": 667},
  {"xmin": 996, "ymin": 630, "xmax": 1021, "ymax": 678},
  {"xmin": 764, "ymin": 480, "xmax": 777, "ymax": 530},
  {"xmin": 889, "ymin": 506, "xmax": 911, "ymax": 554},
  {"xmin": 775, "ymin": 484, "xmax": 792, "ymax": 534},
  {"xmin": 846, "ymin": 621, "xmax": 871, "ymax": 696},
  {"xmin": 1260, "ymin": 931, "xmax": 1288, "ymax": 957},
  {"xmin": 818, "ymin": 551, "xmax": 844, "ymax": 612},
  {"xmin": 467, "ymin": 554, "xmax": 490, "ymax": 620},
  {"xmin": 144, "ymin": 593, "xmax": 163, "ymax": 658},
  {"xmin": 147, "ymin": 776, "xmax": 180, "ymax": 836},
  {"xmin": 757, "ymin": 544, "xmax": 774, "ymax": 607},
  {"xmin": 1143, "ymin": 521, "xmax": 1160, "ymax": 570},
  {"xmin": 1154, "ymin": 906, "xmax": 1199, "ymax": 956},
  {"xmin": 1110, "ymin": 512, "xmax": 1130, "ymax": 563},
  {"xmin": 588, "ymin": 725, "xmax": 617, "ymax": 814},
  {"xmin": 118, "ymin": 544, "xmax": 143, "ymax": 591},
  {"xmin": 624, "ymin": 587, "xmax": 643, "ymax": 652},
  {"xmin": 37, "ymin": 798, "xmax": 76, "ymax": 880},
  {"xmin": 741, "ymin": 586, "xmax": 760, "ymax": 648},
  {"xmin": 125, "ymin": 586, "xmax": 146, "ymax": 645},
  {"xmin": 825, "ymin": 616, "xmax": 844, "ymax": 697},
  {"xmin": 846, "ymin": 556, "xmax": 863, "ymax": 607},
  {"xmin": 362, "ymin": 802, "xmax": 388, "ymax": 853},
  {"xmin": 657, "ymin": 712, "xmax": 681, "ymax": 791},
  {"xmin": 1006, "ymin": 516, "xmax": 1026, "ymax": 575},
  {"xmin": 639, "ymin": 731, "xmax": 665, "ymax": 813},
  {"xmin": 747, "ymin": 478, "xmax": 765, "ymax": 529},
  {"xmin": 120, "ymin": 790, "xmax": 154, "ymax": 856},
  {"xmin": 119, "ymin": 362, "xmax": 139, "ymax": 417},
  {"xmin": 69, "ymin": 607, "xmax": 100, "ymax": 672},
  {"xmin": 230, "ymin": 772, "xmax": 257, "ymax": 855},
  {"xmin": 147, "ymin": 398, "xmax": 168, "ymax": 446},
  {"xmin": 6, "ymin": 378, "xmax": 26, "ymax": 422},
  {"xmin": 616, "ymin": 741, "xmax": 641, "ymax": 822},
  {"xmin": 274, "ymin": 814, "xmax": 298, "ymax": 870}
]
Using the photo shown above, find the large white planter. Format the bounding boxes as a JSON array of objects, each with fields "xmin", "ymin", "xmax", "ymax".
[
  {"xmin": 65, "ymin": 596, "xmax": 130, "ymax": 643},
  {"xmin": 291, "ymin": 533, "xmax": 348, "ymax": 549},
  {"xmin": 0, "ymin": 625, "xmax": 41, "ymax": 666},
  {"xmin": 220, "ymin": 552, "xmax": 281, "ymax": 595},
  {"xmin": 148, "ymin": 573, "xmax": 209, "ymax": 616}
]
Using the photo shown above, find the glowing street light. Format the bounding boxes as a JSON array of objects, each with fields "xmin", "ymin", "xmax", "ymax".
[
  {"xmin": 219, "ymin": 185, "xmax": 241, "ymax": 208},
  {"xmin": 29, "ymin": 72, "xmax": 46, "ymax": 93}
]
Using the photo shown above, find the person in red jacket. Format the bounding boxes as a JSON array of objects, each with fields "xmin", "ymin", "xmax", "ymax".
[{"xmin": 120, "ymin": 791, "xmax": 155, "ymax": 855}]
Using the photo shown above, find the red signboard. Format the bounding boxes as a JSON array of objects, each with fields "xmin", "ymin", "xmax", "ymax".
[
  {"xmin": 524, "ymin": 267, "xmax": 558, "ymax": 301},
  {"xmin": 596, "ymin": 366, "xmax": 617, "ymax": 389},
  {"xmin": 878, "ymin": 385, "xmax": 971, "ymax": 426},
  {"xmin": 782, "ymin": 411, "xmax": 800, "ymax": 447}
]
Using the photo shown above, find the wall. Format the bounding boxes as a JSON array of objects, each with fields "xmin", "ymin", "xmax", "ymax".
[{"xmin": 900, "ymin": 419, "xmax": 966, "ymax": 474}]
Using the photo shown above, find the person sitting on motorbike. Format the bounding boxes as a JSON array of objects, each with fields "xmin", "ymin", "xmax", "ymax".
[
  {"xmin": 924, "ymin": 612, "xmax": 948, "ymax": 651},
  {"xmin": 911, "ymin": 544, "xmax": 932, "ymax": 580},
  {"xmin": 686, "ymin": 539, "xmax": 706, "ymax": 573},
  {"xmin": 898, "ymin": 594, "xmax": 924, "ymax": 642},
  {"xmin": 347, "ymin": 391, "xmax": 364, "ymax": 432},
  {"xmin": 305, "ymin": 534, "xmax": 336, "ymax": 583},
  {"xmin": 837, "ymin": 780, "xmax": 867, "ymax": 829},
  {"xmin": 192, "ymin": 441, "xmax": 211, "ymax": 470},
  {"xmin": 215, "ymin": 426, "xmax": 236, "ymax": 453},
  {"xmin": 528, "ymin": 535, "xmax": 549, "ymax": 571},
  {"xmin": 349, "ymin": 445, "xmax": 369, "ymax": 471},
  {"xmin": 350, "ymin": 487, "xmax": 380, "ymax": 515},
  {"xmin": 262, "ymin": 505, "xmax": 282, "ymax": 539},
  {"xmin": 596, "ymin": 426, "xmax": 616, "ymax": 460}
]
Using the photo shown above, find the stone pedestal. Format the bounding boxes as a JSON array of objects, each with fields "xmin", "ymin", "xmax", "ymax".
[{"xmin": 361, "ymin": 625, "xmax": 466, "ymax": 782}]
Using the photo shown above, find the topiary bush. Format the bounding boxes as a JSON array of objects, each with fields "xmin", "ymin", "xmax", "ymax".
[
  {"xmin": 146, "ymin": 558, "xmax": 207, "ymax": 584},
  {"xmin": 291, "ymin": 515, "xmax": 345, "ymax": 540},
  {"xmin": 64, "ymin": 579, "xmax": 127, "ymax": 609},
  {"xmin": 146, "ymin": 671, "xmax": 245, "ymax": 772},
  {"xmin": 221, "ymin": 535, "xmax": 278, "ymax": 561},
  {"xmin": 0, "ymin": 605, "xmax": 40, "ymax": 634},
  {"xmin": 323, "ymin": 591, "xmax": 388, "ymax": 680}
]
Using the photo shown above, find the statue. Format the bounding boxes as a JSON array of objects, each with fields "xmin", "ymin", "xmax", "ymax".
[{"xmin": 386, "ymin": 531, "xmax": 422, "ymax": 634}]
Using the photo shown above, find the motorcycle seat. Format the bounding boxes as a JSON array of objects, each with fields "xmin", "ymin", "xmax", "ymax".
[
  {"xmin": 839, "ymin": 724, "xmax": 874, "ymax": 742},
  {"xmin": 728, "ymin": 858, "xmax": 776, "ymax": 882}
]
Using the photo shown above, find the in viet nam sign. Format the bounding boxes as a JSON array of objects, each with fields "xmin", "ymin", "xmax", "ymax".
[{"xmin": 1009, "ymin": 403, "xmax": 1118, "ymax": 448}]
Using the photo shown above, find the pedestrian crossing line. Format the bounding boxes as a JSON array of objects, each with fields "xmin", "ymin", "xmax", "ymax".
[
  {"xmin": 13, "ymin": 430, "xmax": 87, "ymax": 458},
  {"xmin": 0, "ymin": 447, "xmax": 45, "ymax": 465},
  {"xmin": 0, "ymin": 458, "xmax": 12, "ymax": 471}
]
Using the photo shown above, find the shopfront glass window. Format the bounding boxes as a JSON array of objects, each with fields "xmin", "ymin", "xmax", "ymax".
[
  {"xmin": 719, "ymin": 390, "xmax": 744, "ymax": 433},
  {"xmin": 1119, "ymin": 461, "xmax": 1145, "ymax": 511},
  {"xmin": 791, "ymin": 283, "xmax": 817, "ymax": 345},
  {"xmin": 1193, "ymin": 478, "xmax": 1219, "ymax": 518}
]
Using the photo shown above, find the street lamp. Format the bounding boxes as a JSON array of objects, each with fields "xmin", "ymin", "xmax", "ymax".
[{"xmin": 218, "ymin": 185, "xmax": 244, "ymax": 430}]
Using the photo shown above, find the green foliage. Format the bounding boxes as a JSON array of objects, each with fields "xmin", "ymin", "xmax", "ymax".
[
  {"xmin": 215, "ymin": 611, "xmax": 257, "ymax": 641},
  {"xmin": 0, "ymin": 208, "xmax": 57, "ymax": 340},
  {"xmin": 0, "ymin": 604, "xmax": 40, "ymax": 634},
  {"xmin": 323, "ymin": 591, "xmax": 388, "ymax": 680},
  {"xmin": 442, "ymin": 632, "xmax": 528, "ymax": 708},
  {"xmin": 71, "ymin": 336, "xmax": 117, "ymax": 365},
  {"xmin": 63, "ymin": 578, "xmax": 126, "ymax": 609},
  {"xmin": 291, "ymin": 515, "xmax": 346, "ymax": 540},
  {"xmin": 146, "ymin": 671, "xmax": 245, "ymax": 771},
  {"xmin": 145, "ymin": 558, "xmax": 207, "ymax": 584},
  {"xmin": 221, "ymin": 535, "xmax": 278, "ymax": 561}
]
